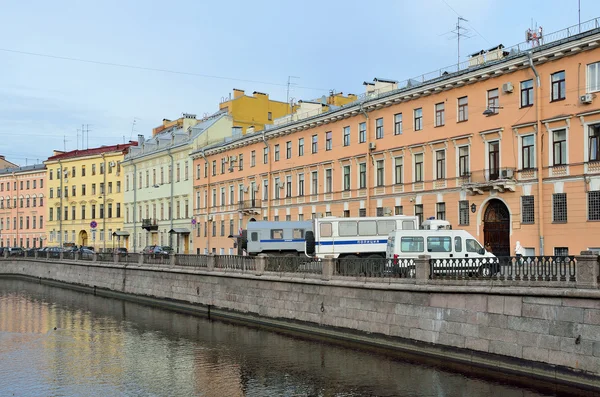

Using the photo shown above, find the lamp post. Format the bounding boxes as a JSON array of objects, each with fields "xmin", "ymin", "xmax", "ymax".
[{"xmin": 482, "ymin": 106, "xmax": 504, "ymax": 116}]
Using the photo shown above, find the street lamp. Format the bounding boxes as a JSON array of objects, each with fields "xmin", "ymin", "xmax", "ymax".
[{"xmin": 482, "ymin": 106, "xmax": 504, "ymax": 116}]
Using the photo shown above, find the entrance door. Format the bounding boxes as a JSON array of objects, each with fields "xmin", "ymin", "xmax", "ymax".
[
  {"xmin": 484, "ymin": 199, "xmax": 510, "ymax": 257},
  {"xmin": 184, "ymin": 235, "xmax": 189, "ymax": 254},
  {"xmin": 488, "ymin": 141, "xmax": 500, "ymax": 180},
  {"xmin": 78, "ymin": 230, "xmax": 88, "ymax": 247}
]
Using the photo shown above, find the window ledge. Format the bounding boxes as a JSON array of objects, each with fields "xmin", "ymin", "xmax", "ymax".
[
  {"xmin": 520, "ymin": 104, "xmax": 534, "ymax": 109},
  {"xmin": 550, "ymin": 98, "xmax": 566, "ymax": 103},
  {"xmin": 552, "ymin": 221, "xmax": 567, "ymax": 224},
  {"xmin": 457, "ymin": 119, "xmax": 468, "ymax": 124}
]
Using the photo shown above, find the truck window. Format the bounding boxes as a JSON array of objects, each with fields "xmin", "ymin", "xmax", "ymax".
[
  {"xmin": 427, "ymin": 236, "xmax": 451, "ymax": 253},
  {"xmin": 320, "ymin": 222, "xmax": 332, "ymax": 237},
  {"xmin": 339, "ymin": 221, "xmax": 357, "ymax": 236},
  {"xmin": 251, "ymin": 232, "xmax": 258, "ymax": 242},
  {"xmin": 292, "ymin": 228, "xmax": 304, "ymax": 239},
  {"xmin": 270, "ymin": 229, "xmax": 284, "ymax": 239},
  {"xmin": 454, "ymin": 236, "xmax": 462, "ymax": 252},
  {"xmin": 401, "ymin": 237, "xmax": 424, "ymax": 252},
  {"xmin": 466, "ymin": 239, "xmax": 483, "ymax": 253},
  {"xmin": 402, "ymin": 220, "xmax": 415, "ymax": 230},
  {"xmin": 358, "ymin": 220, "xmax": 377, "ymax": 236},
  {"xmin": 377, "ymin": 220, "xmax": 396, "ymax": 235}
]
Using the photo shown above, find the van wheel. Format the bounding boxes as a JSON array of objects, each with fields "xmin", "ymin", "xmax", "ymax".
[{"xmin": 478, "ymin": 264, "xmax": 492, "ymax": 278}]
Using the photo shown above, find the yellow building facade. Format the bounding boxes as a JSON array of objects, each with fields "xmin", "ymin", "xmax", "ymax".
[{"xmin": 44, "ymin": 143, "xmax": 137, "ymax": 252}]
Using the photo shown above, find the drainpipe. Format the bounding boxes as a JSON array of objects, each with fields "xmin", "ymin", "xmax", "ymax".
[
  {"xmin": 167, "ymin": 148, "xmax": 174, "ymax": 251},
  {"xmin": 359, "ymin": 103, "xmax": 370, "ymax": 216},
  {"xmin": 132, "ymin": 161, "xmax": 137, "ymax": 252},
  {"xmin": 527, "ymin": 51, "xmax": 545, "ymax": 255},
  {"xmin": 262, "ymin": 131, "xmax": 270, "ymax": 220},
  {"xmin": 199, "ymin": 149, "xmax": 209, "ymax": 254}
]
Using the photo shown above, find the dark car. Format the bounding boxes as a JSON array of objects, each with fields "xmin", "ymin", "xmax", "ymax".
[
  {"xmin": 160, "ymin": 246, "xmax": 173, "ymax": 255},
  {"xmin": 0, "ymin": 247, "xmax": 5, "ymax": 256},
  {"xmin": 8, "ymin": 247, "xmax": 24, "ymax": 257},
  {"xmin": 115, "ymin": 247, "xmax": 128, "ymax": 257}
]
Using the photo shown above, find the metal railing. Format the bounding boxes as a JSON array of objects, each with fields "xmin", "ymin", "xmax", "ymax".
[
  {"xmin": 120, "ymin": 253, "xmax": 140, "ymax": 264},
  {"xmin": 175, "ymin": 254, "xmax": 208, "ymax": 268},
  {"xmin": 96, "ymin": 252, "xmax": 114, "ymax": 263},
  {"xmin": 265, "ymin": 256, "xmax": 322, "ymax": 274},
  {"xmin": 460, "ymin": 168, "xmax": 517, "ymax": 184},
  {"xmin": 143, "ymin": 253, "xmax": 170, "ymax": 266},
  {"xmin": 214, "ymin": 255, "xmax": 255, "ymax": 271},
  {"xmin": 63, "ymin": 252, "xmax": 76, "ymax": 261},
  {"xmin": 238, "ymin": 199, "xmax": 261, "ymax": 211},
  {"xmin": 429, "ymin": 256, "xmax": 576, "ymax": 281},
  {"xmin": 335, "ymin": 257, "xmax": 415, "ymax": 278}
]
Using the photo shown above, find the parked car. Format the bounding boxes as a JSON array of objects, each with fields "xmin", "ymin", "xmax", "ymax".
[
  {"xmin": 0, "ymin": 247, "xmax": 5, "ymax": 256},
  {"xmin": 80, "ymin": 248, "xmax": 95, "ymax": 260},
  {"xmin": 115, "ymin": 247, "xmax": 128, "ymax": 257},
  {"xmin": 8, "ymin": 247, "xmax": 24, "ymax": 257},
  {"xmin": 142, "ymin": 245, "xmax": 171, "ymax": 257},
  {"xmin": 160, "ymin": 246, "xmax": 173, "ymax": 255}
]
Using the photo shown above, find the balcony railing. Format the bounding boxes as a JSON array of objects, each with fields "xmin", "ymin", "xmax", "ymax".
[
  {"xmin": 142, "ymin": 218, "xmax": 158, "ymax": 231},
  {"xmin": 460, "ymin": 168, "xmax": 517, "ymax": 194},
  {"xmin": 238, "ymin": 199, "xmax": 261, "ymax": 213}
]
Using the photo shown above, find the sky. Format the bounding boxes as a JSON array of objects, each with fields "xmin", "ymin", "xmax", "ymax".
[{"xmin": 1, "ymin": 0, "xmax": 599, "ymax": 166}]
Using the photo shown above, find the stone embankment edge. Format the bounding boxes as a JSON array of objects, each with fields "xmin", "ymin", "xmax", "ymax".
[{"xmin": 1, "ymin": 272, "xmax": 598, "ymax": 393}]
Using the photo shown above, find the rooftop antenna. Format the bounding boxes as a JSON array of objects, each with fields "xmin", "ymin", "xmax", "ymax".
[
  {"xmin": 453, "ymin": 17, "xmax": 471, "ymax": 70},
  {"xmin": 130, "ymin": 118, "xmax": 139, "ymax": 140},
  {"xmin": 286, "ymin": 76, "xmax": 299, "ymax": 114}
]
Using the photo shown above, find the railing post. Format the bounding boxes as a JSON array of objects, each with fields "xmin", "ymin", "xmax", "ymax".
[
  {"xmin": 138, "ymin": 253, "xmax": 144, "ymax": 266},
  {"xmin": 207, "ymin": 254, "xmax": 215, "ymax": 271},
  {"xmin": 92, "ymin": 252, "xmax": 98, "ymax": 263},
  {"xmin": 114, "ymin": 252, "xmax": 119, "ymax": 264},
  {"xmin": 59, "ymin": 251, "xmax": 64, "ymax": 260},
  {"xmin": 170, "ymin": 253, "xmax": 176, "ymax": 267},
  {"xmin": 34, "ymin": 250, "xmax": 38, "ymax": 259},
  {"xmin": 74, "ymin": 251, "xmax": 79, "ymax": 261},
  {"xmin": 256, "ymin": 254, "xmax": 266, "ymax": 276},
  {"xmin": 46, "ymin": 251, "xmax": 50, "ymax": 260},
  {"xmin": 322, "ymin": 257, "xmax": 335, "ymax": 281},
  {"xmin": 576, "ymin": 252, "xmax": 599, "ymax": 289},
  {"xmin": 415, "ymin": 255, "xmax": 431, "ymax": 282}
]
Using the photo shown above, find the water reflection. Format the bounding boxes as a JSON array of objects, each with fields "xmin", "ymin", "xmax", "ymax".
[{"xmin": 0, "ymin": 279, "xmax": 590, "ymax": 397}]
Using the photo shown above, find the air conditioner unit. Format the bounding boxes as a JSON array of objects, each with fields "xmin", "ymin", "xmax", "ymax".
[
  {"xmin": 580, "ymin": 93, "xmax": 593, "ymax": 104},
  {"xmin": 501, "ymin": 169, "xmax": 514, "ymax": 179},
  {"xmin": 109, "ymin": 161, "xmax": 116, "ymax": 167},
  {"xmin": 207, "ymin": 215, "xmax": 213, "ymax": 221},
  {"xmin": 502, "ymin": 82, "xmax": 514, "ymax": 93},
  {"xmin": 243, "ymin": 186, "xmax": 249, "ymax": 193},
  {"xmin": 253, "ymin": 185, "xmax": 259, "ymax": 192},
  {"xmin": 230, "ymin": 155, "xmax": 237, "ymax": 161},
  {"xmin": 316, "ymin": 212, "xmax": 323, "ymax": 218},
  {"xmin": 369, "ymin": 142, "xmax": 376, "ymax": 150},
  {"xmin": 278, "ymin": 183, "xmax": 284, "ymax": 189},
  {"xmin": 384, "ymin": 207, "xmax": 393, "ymax": 216}
]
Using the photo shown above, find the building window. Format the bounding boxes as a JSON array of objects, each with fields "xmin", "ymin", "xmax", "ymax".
[
  {"xmin": 487, "ymin": 88, "xmax": 499, "ymax": 113},
  {"xmin": 375, "ymin": 118, "xmax": 384, "ymax": 139},
  {"xmin": 376, "ymin": 207, "xmax": 384, "ymax": 217},
  {"xmin": 343, "ymin": 126, "xmax": 350, "ymax": 146},
  {"xmin": 212, "ymin": 160, "xmax": 216, "ymax": 176},
  {"xmin": 414, "ymin": 108, "xmax": 423, "ymax": 131},
  {"xmin": 458, "ymin": 146, "xmax": 469, "ymax": 176},
  {"xmin": 311, "ymin": 171, "xmax": 318, "ymax": 195},
  {"xmin": 553, "ymin": 193, "xmax": 567, "ymax": 223},
  {"xmin": 239, "ymin": 155, "xmax": 243, "ymax": 171},
  {"xmin": 376, "ymin": 160, "xmax": 384, "ymax": 187},
  {"xmin": 274, "ymin": 144, "xmax": 280, "ymax": 161},
  {"xmin": 394, "ymin": 113, "xmax": 403, "ymax": 135},
  {"xmin": 326, "ymin": 131, "xmax": 332, "ymax": 150},
  {"xmin": 589, "ymin": 124, "xmax": 600, "ymax": 162},
  {"xmin": 488, "ymin": 141, "xmax": 500, "ymax": 180},
  {"xmin": 268, "ymin": 111, "xmax": 272, "ymax": 121},
  {"xmin": 414, "ymin": 153, "xmax": 424, "ymax": 182},
  {"xmin": 312, "ymin": 135, "xmax": 318, "ymax": 153},
  {"xmin": 251, "ymin": 150, "xmax": 256, "ymax": 167},
  {"xmin": 298, "ymin": 138, "xmax": 304, "ymax": 156},
  {"xmin": 435, "ymin": 103, "xmax": 445, "ymax": 127},
  {"xmin": 458, "ymin": 96, "xmax": 468, "ymax": 122},
  {"xmin": 286, "ymin": 176, "xmax": 292, "ymax": 197},
  {"xmin": 343, "ymin": 165, "xmax": 351, "ymax": 191},
  {"xmin": 359, "ymin": 122, "xmax": 366, "ymax": 143},
  {"xmin": 521, "ymin": 195, "xmax": 535, "ymax": 224},
  {"xmin": 587, "ymin": 62, "xmax": 600, "ymax": 93},
  {"xmin": 554, "ymin": 247, "xmax": 569, "ymax": 257},
  {"xmin": 436, "ymin": 150, "xmax": 445, "ymax": 180},
  {"xmin": 553, "ymin": 129, "xmax": 567, "ymax": 166},
  {"xmin": 551, "ymin": 71, "xmax": 566, "ymax": 101},
  {"xmin": 394, "ymin": 157, "xmax": 403, "ymax": 184},
  {"xmin": 298, "ymin": 174, "xmax": 304, "ymax": 196},
  {"xmin": 325, "ymin": 169, "xmax": 332, "ymax": 193},
  {"xmin": 588, "ymin": 191, "xmax": 600, "ymax": 221},
  {"xmin": 521, "ymin": 80, "xmax": 534, "ymax": 107},
  {"xmin": 343, "ymin": 210, "xmax": 350, "ymax": 217},
  {"xmin": 263, "ymin": 180, "xmax": 268, "ymax": 201},
  {"xmin": 436, "ymin": 202, "xmax": 446, "ymax": 220},
  {"xmin": 459, "ymin": 200, "xmax": 469, "ymax": 225},
  {"xmin": 415, "ymin": 204, "xmax": 423, "ymax": 225},
  {"xmin": 522, "ymin": 135, "xmax": 535, "ymax": 169},
  {"xmin": 359, "ymin": 163, "xmax": 366, "ymax": 189},
  {"xmin": 359, "ymin": 208, "xmax": 366, "ymax": 217},
  {"xmin": 394, "ymin": 206, "xmax": 403, "ymax": 215},
  {"xmin": 286, "ymin": 141, "xmax": 292, "ymax": 159},
  {"xmin": 263, "ymin": 147, "xmax": 268, "ymax": 164}
]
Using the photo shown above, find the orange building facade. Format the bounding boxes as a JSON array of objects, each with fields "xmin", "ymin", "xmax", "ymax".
[
  {"xmin": 0, "ymin": 164, "xmax": 47, "ymax": 248},
  {"xmin": 191, "ymin": 28, "xmax": 600, "ymax": 257}
]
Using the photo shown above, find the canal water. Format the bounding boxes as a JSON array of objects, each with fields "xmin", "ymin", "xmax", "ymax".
[{"xmin": 0, "ymin": 279, "xmax": 590, "ymax": 397}]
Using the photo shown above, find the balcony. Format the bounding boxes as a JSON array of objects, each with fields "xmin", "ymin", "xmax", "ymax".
[
  {"xmin": 238, "ymin": 199, "xmax": 261, "ymax": 215},
  {"xmin": 460, "ymin": 168, "xmax": 517, "ymax": 195},
  {"xmin": 142, "ymin": 218, "xmax": 158, "ymax": 231}
]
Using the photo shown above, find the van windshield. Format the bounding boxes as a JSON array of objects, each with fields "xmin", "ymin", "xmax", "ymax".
[{"xmin": 466, "ymin": 239, "xmax": 483, "ymax": 253}]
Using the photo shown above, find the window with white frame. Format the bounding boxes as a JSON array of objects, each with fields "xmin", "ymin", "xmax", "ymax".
[
  {"xmin": 459, "ymin": 200, "xmax": 469, "ymax": 225},
  {"xmin": 394, "ymin": 157, "xmax": 403, "ymax": 184},
  {"xmin": 298, "ymin": 173, "xmax": 304, "ymax": 196},
  {"xmin": 587, "ymin": 62, "xmax": 600, "ymax": 93},
  {"xmin": 521, "ymin": 80, "xmax": 534, "ymax": 107},
  {"xmin": 286, "ymin": 141, "xmax": 292, "ymax": 159},
  {"xmin": 298, "ymin": 138, "xmax": 304, "ymax": 156},
  {"xmin": 435, "ymin": 150, "xmax": 445, "ymax": 179},
  {"xmin": 588, "ymin": 190, "xmax": 600, "ymax": 221},
  {"xmin": 521, "ymin": 195, "xmax": 535, "ymax": 224},
  {"xmin": 458, "ymin": 146, "xmax": 469, "ymax": 176},
  {"xmin": 263, "ymin": 179, "xmax": 268, "ymax": 201},
  {"xmin": 376, "ymin": 118, "xmax": 384, "ymax": 139},
  {"xmin": 286, "ymin": 176, "xmax": 292, "ymax": 197},
  {"xmin": 435, "ymin": 103, "xmax": 445, "ymax": 126},
  {"xmin": 589, "ymin": 124, "xmax": 600, "ymax": 162},
  {"xmin": 312, "ymin": 135, "xmax": 318, "ymax": 153},
  {"xmin": 487, "ymin": 88, "xmax": 499, "ymax": 113},
  {"xmin": 551, "ymin": 71, "xmax": 566, "ymax": 101},
  {"xmin": 436, "ymin": 202, "xmax": 446, "ymax": 220},
  {"xmin": 414, "ymin": 108, "xmax": 423, "ymax": 131},
  {"xmin": 414, "ymin": 153, "xmax": 424, "ymax": 182},
  {"xmin": 325, "ymin": 169, "xmax": 332, "ymax": 193},
  {"xmin": 458, "ymin": 96, "xmax": 468, "ymax": 122},
  {"xmin": 274, "ymin": 144, "xmax": 280, "ymax": 161},
  {"xmin": 326, "ymin": 131, "xmax": 332, "ymax": 150},
  {"xmin": 311, "ymin": 171, "xmax": 318, "ymax": 195},
  {"xmin": 394, "ymin": 113, "xmax": 402, "ymax": 135},
  {"xmin": 552, "ymin": 129, "xmax": 567, "ymax": 166},
  {"xmin": 359, "ymin": 122, "xmax": 366, "ymax": 143},
  {"xmin": 343, "ymin": 126, "xmax": 350, "ymax": 146},
  {"xmin": 359, "ymin": 163, "xmax": 366, "ymax": 189},
  {"xmin": 552, "ymin": 193, "xmax": 567, "ymax": 222},
  {"xmin": 343, "ymin": 165, "xmax": 351, "ymax": 191},
  {"xmin": 274, "ymin": 177, "xmax": 280, "ymax": 199},
  {"xmin": 376, "ymin": 160, "xmax": 384, "ymax": 186},
  {"xmin": 522, "ymin": 135, "xmax": 535, "ymax": 169}
]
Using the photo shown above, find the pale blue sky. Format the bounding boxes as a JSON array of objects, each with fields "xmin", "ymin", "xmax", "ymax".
[{"xmin": 1, "ymin": 0, "xmax": 598, "ymax": 165}]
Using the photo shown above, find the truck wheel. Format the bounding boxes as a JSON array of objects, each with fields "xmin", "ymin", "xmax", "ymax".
[{"xmin": 305, "ymin": 231, "xmax": 315, "ymax": 256}]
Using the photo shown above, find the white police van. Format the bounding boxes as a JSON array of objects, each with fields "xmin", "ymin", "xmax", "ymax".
[{"xmin": 386, "ymin": 229, "xmax": 498, "ymax": 276}]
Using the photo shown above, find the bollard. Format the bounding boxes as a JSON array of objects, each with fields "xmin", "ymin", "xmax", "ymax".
[
  {"xmin": 74, "ymin": 251, "xmax": 79, "ymax": 261},
  {"xmin": 114, "ymin": 252, "xmax": 119, "ymax": 264},
  {"xmin": 415, "ymin": 255, "xmax": 431, "ymax": 282},
  {"xmin": 34, "ymin": 250, "xmax": 38, "ymax": 259},
  {"xmin": 321, "ymin": 257, "xmax": 335, "ymax": 281},
  {"xmin": 92, "ymin": 252, "xmax": 98, "ymax": 262},
  {"xmin": 576, "ymin": 252, "xmax": 599, "ymax": 289},
  {"xmin": 256, "ymin": 254, "xmax": 267, "ymax": 276},
  {"xmin": 207, "ymin": 254, "xmax": 215, "ymax": 271},
  {"xmin": 170, "ymin": 253, "xmax": 176, "ymax": 268},
  {"xmin": 59, "ymin": 251, "xmax": 64, "ymax": 261},
  {"xmin": 138, "ymin": 253, "xmax": 144, "ymax": 266}
]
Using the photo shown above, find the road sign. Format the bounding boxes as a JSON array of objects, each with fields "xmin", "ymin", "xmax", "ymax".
[
  {"xmin": 191, "ymin": 219, "xmax": 197, "ymax": 225},
  {"xmin": 90, "ymin": 221, "xmax": 98, "ymax": 229}
]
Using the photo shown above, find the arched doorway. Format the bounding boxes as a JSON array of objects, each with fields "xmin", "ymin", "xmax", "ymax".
[
  {"xmin": 484, "ymin": 199, "xmax": 510, "ymax": 257},
  {"xmin": 78, "ymin": 230, "xmax": 88, "ymax": 247}
]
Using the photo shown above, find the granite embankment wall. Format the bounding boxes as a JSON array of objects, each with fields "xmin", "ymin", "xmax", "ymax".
[{"xmin": 1, "ymin": 255, "xmax": 599, "ymax": 390}]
